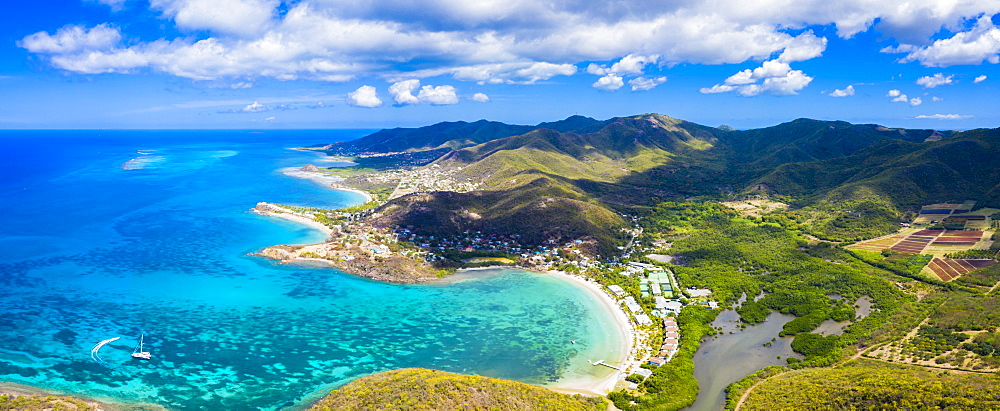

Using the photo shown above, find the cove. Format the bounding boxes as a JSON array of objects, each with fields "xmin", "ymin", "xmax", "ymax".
[{"xmin": 0, "ymin": 130, "xmax": 625, "ymax": 410}]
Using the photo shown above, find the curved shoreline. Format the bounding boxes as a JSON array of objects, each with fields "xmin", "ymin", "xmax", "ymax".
[{"xmin": 543, "ymin": 270, "xmax": 634, "ymax": 396}]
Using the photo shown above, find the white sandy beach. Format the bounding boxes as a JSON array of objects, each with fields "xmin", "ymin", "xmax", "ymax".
[
  {"xmin": 251, "ymin": 204, "xmax": 334, "ymax": 238},
  {"xmin": 279, "ymin": 167, "xmax": 375, "ymax": 203},
  {"xmin": 544, "ymin": 270, "xmax": 635, "ymax": 396},
  {"xmin": 332, "ymin": 186, "xmax": 374, "ymax": 203}
]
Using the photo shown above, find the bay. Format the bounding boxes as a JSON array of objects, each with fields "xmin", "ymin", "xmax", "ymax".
[{"xmin": 0, "ymin": 130, "xmax": 624, "ymax": 410}]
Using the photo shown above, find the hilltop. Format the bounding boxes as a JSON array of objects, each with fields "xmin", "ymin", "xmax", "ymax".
[
  {"xmin": 316, "ymin": 115, "xmax": 601, "ymax": 155},
  {"xmin": 309, "ymin": 368, "xmax": 605, "ymax": 411},
  {"xmin": 315, "ymin": 113, "xmax": 997, "ymax": 254}
]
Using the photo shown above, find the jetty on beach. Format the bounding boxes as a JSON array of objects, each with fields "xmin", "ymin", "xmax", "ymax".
[{"xmin": 588, "ymin": 359, "xmax": 620, "ymax": 370}]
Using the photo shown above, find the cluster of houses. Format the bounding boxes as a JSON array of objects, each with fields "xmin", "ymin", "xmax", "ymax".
[
  {"xmin": 648, "ymin": 317, "xmax": 680, "ymax": 366},
  {"xmin": 624, "ymin": 316, "xmax": 681, "ymax": 387},
  {"xmin": 365, "ymin": 164, "xmax": 481, "ymax": 198}
]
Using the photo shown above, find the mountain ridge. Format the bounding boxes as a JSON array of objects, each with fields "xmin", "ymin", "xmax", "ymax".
[{"xmin": 315, "ymin": 113, "xmax": 994, "ymax": 253}]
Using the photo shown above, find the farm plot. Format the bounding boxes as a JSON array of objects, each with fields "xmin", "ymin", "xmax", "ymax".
[
  {"xmin": 913, "ymin": 203, "xmax": 964, "ymax": 224},
  {"xmin": 846, "ymin": 234, "xmax": 908, "ymax": 251},
  {"xmin": 932, "ymin": 230, "xmax": 984, "ymax": 246},
  {"xmin": 926, "ymin": 258, "xmax": 998, "ymax": 281},
  {"xmin": 891, "ymin": 232, "xmax": 941, "ymax": 254}
]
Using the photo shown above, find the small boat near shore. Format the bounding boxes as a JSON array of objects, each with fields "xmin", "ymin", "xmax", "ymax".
[{"xmin": 131, "ymin": 334, "xmax": 151, "ymax": 360}]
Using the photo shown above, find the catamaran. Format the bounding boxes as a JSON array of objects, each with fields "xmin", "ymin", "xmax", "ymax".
[{"xmin": 131, "ymin": 334, "xmax": 151, "ymax": 360}]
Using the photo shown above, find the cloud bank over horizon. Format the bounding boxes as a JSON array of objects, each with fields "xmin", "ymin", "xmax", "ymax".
[{"xmin": 18, "ymin": 0, "xmax": 1000, "ymax": 97}]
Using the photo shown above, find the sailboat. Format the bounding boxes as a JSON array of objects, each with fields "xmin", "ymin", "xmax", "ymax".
[{"xmin": 131, "ymin": 334, "xmax": 151, "ymax": 360}]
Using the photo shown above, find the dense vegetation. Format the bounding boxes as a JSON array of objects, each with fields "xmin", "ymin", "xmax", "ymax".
[
  {"xmin": 928, "ymin": 294, "xmax": 1000, "ymax": 331},
  {"xmin": 609, "ymin": 306, "xmax": 718, "ymax": 410},
  {"xmin": 0, "ymin": 394, "xmax": 97, "ymax": 410},
  {"xmin": 740, "ymin": 359, "xmax": 1000, "ymax": 410},
  {"xmin": 309, "ymin": 368, "xmax": 605, "ymax": 411},
  {"xmin": 325, "ymin": 115, "xmax": 1000, "ymax": 257}
]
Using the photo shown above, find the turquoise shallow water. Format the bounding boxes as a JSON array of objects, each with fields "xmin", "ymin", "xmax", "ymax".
[{"xmin": 0, "ymin": 131, "xmax": 624, "ymax": 410}]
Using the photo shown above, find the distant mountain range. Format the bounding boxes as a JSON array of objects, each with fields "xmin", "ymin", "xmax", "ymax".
[{"xmin": 321, "ymin": 114, "xmax": 998, "ymax": 254}]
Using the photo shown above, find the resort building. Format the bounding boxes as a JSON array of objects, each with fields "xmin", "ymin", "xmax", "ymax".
[
  {"xmin": 623, "ymin": 296, "xmax": 642, "ymax": 313},
  {"xmin": 606, "ymin": 284, "xmax": 627, "ymax": 298}
]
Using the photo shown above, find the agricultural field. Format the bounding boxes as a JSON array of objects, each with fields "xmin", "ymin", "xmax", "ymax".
[
  {"xmin": 931, "ymin": 230, "xmax": 985, "ymax": 246},
  {"xmin": 926, "ymin": 258, "xmax": 997, "ymax": 282},
  {"xmin": 890, "ymin": 230, "xmax": 945, "ymax": 254},
  {"xmin": 912, "ymin": 202, "xmax": 966, "ymax": 224},
  {"xmin": 845, "ymin": 232, "xmax": 909, "ymax": 252}
]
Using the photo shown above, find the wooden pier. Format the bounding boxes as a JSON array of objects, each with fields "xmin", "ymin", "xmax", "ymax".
[{"xmin": 588, "ymin": 359, "xmax": 620, "ymax": 370}]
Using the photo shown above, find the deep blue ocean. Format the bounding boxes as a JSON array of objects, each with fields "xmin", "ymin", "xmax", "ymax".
[{"xmin": 0, "ymin": 130, "xmax": 624, "ymax": 410}]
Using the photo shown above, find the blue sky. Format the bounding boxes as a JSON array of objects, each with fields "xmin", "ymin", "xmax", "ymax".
[{"xmin": 1, "ymin": 0, "xmax": 998, "ymax": 130}]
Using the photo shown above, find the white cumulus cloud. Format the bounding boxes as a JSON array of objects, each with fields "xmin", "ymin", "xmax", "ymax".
[
  {"xmin": 829, "ymin": 85, "xmax": 855, "ymax": 97},
  {"xmin": 470, "ymin": 92, "xmax": 490, "ymax": 102},
  {"xmin": 629, "ymin": 76, "xmax": 666, "ymax": 91},
  {"xmin": 346, "ymin": 85, "xmax": 382, "ymax": 108},
  {"xmin": 703, "ymin": 60, "xmax": 811, "ymax": 96},
  {"xmin": 909, "ymin": 97, "xmax": 922, "ymax": 106},
  {"xmin": 150, "ymin": 0, "xmax": 278, "ymax": 37},
  {"xmin": 593, "ymin": 74, "xmax": 624, "ymax": 91},
  {"xmin": 416, "ymin": 85, "xmax": 459, "ymax": 105},
  {"xmin": 883, "ymin": 15, "xmax": 1000, "ymax": 67},
  {"xmin": 388, "ymin": 79, "xmax": 421, "ymax": 105},
  {"xmin": 18, "ymin": 0, "xmax": 1000, "ymax": 91},
  {"xmin": 915, "ymin": 114, "xmax": 972, "ymax": 119},
  {"xmin": 887, "ymin": 89, "xmax": 902, "ymax": 97},
  {"xmin": 241, "ymin": 101, "xmax": 268, "ymax": 112},
  {"xmin": 975, "ymin": 75, "xmax": 988, "ymax": 83},
  {"xmin": 916, "ymin": 73, "xmax": 953, "ymax": 88},
  {"xmin": 19, "ymin": 24, "xmax": 121, "ymax": 54},
  {"xmin": 388, "ymin": 80, "xmax": 459, "ymax": 105}
]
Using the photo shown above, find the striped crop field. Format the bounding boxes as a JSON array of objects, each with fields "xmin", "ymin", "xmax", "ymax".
[{"xmin": 926, "ymin": 258, "xmax": 997, "ymax": 281}]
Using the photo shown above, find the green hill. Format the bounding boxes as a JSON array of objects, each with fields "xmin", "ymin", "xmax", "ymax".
[
  {"xmin": 319, "ymin": 114, "xmax": 998, "ymax": 253},
  {"xmin": 755, "ymin": 127, "xmax": 1000, "ymax": 206},
  {"xmin": 740, "ymin": 359, "xmax": 1000, "ymax": 410},
  {"xmin": 370, "ymin": 175, "xmax": 630, "ymax": 256},
  {"xmin": 323, "ymin": 115, "xmax": 601, "ymax": 154},
  {"xmin": 309, "ymin": 368, "xmax": 605, "ymax": 411}
]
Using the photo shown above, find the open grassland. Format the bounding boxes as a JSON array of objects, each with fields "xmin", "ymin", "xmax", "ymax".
[
  {"xmin": 310, "ymin": 368, "xmax": 605, "ymax": 411},
  {"xmin": 739, "ymin": 359, "xmax": 1000, "ymax": 410},
  {"xmin": 867, "ymin": 290, "xmax": 1000, "ymax": 371}
]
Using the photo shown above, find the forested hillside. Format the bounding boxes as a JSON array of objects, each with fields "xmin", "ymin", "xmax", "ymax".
[{"xmin": 317, "ymin": 114, "xmax": 998, "ymax": 255}]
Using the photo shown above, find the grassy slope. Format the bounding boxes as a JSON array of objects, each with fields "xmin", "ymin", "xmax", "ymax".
[
  {"xmin": 756, "ymin": 127, "xmax": 1000, "ymax": 207},
  {"xmin": 371, "ymin": 114, "xmax": 726, "ymax": 255},
  {"xmin": 309, "ymin": 368, "xmax": 605, "ymax": 411},
  {"xmin": 369, "ymin": 175, "xmax": 630, "ymax": 256},
  {"xmin": 343, "ymin": 115, "xmax": 998, "ymax": 255},
  {"xmin": 740, "ymin": 359, "xmax": 1000, "ymax": 410}
]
